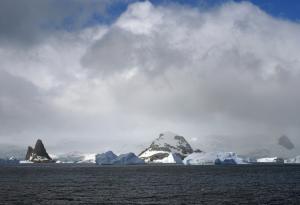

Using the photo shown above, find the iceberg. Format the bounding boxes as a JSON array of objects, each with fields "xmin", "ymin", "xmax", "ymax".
[
  {"xmin": 111, "ymin": 153, "xmax": 145, "ymax": 165},
  {"xmin": 183, "ymin": 152, "xmax": 246, "ymax": 165},
  {"xmin": 256, "ymin": 157, "xmax": 284, "ymax": 164},
  {"xmin": 96, "ymin": 151, "xmax": 117, "ymax": 165},
  {"xmin": 96, "ymin": 151, "xmax": 144, "ymax": 165}
]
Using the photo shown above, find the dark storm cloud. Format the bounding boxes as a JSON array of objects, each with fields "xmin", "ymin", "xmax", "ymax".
[
  {"xmin": 0, "ymin": 0, "xmax": 122, "ymax": 46},
  {"xmin": 0, "ymin": 70, "xmax": 51, "ymax": 134}
]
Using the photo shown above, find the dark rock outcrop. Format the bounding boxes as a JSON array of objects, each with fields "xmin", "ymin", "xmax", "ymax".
[
  {"xmin": 25, "ymin": 146, "xmax": 34, "ymax": 160},
  {"xmin": 33, "ymin": 139, "xmax": 52, "ymax": 160},
  {"xmin": 25, "ymin": 139, "xmax": 53, "ymax": 163}
]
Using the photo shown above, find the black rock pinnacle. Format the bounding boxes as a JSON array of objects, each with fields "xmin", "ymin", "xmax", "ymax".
[
  {"xmin": 25, "ymin": 146, "xmax": 34, "ymax": 160},
  {"xmin": 25, "ymin": 139, "xmax": 53, "ymax": 162},
  {"xmin": 34, "ymin": 139, "xmax": 52, "ymax": 160}
]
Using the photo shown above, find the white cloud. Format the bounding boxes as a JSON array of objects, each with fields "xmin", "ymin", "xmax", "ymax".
[{"xmin": 1, "ymin": 1, "xmax": 300, "ymax": 156}]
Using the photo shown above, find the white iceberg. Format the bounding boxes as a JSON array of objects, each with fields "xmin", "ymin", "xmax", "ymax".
[
  {"xmin": 183, "ymin": 152, "xmax": 246, "ymax": 165},
  {"xmin": 257, "ymin": 157, "xmax": 284, "ymax": 163}
]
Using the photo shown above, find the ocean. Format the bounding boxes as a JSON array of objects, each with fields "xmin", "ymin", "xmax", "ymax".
[{"xmin": 0, "ymin": 164, "xmax": 300, "ymax": 204}]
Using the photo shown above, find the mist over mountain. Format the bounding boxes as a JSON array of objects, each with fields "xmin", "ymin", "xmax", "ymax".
[
  {"xmin": 278, "ymin": 135, "xmax": 295, "ymax": 150},
  {"xmin": 0, "ymin": 144, "xmax": 25, "ymax": 160}
]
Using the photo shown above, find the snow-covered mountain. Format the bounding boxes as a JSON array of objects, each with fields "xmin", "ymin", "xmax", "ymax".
[
  {"xmin": 139, "ymin": 131, "xmax": 194, "ymax": 163},
  {"xmin": 183, "ymin": 152, "xmax": 246, "ymax": 165}
]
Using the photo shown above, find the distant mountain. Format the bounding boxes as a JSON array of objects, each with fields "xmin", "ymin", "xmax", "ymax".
[
  {"xmin": 285, "ymin": 155, "xmax": 300, "ymax": 164},
  {"xmin": 243, "ymin": 149, "xmax": 271, "ymax": 160},
  {"xmin": 278, "ymin": 135, "xmax": 295, "ymax": 150},
  {"xmin": 0, "ymin": 157, "xmax": 19, "ymax": 165},
  {"xmin": 54, "ymin": 152, "xmax": 96, "ymax": 163},
  {"xmin": 139, "ymin": 131, "xmax": 194, "ymax": 163},
  {"xmin": 25, "ymin": 139, "xmax": 53, "ymax": 163},
  {"xmin": 0, "ymin": 144, "xmax": 26, "ymax": 160}
]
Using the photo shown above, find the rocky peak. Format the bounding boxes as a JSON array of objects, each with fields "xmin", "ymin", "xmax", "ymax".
[
  {"xmin": 139, "ymin": 131, "xmax": 194, "ymax": 162},
  {"xmin": 149, "ymin": 131, "xmax": 193, "ymax": 157},
  {"xmin": 33, "ymin": 139, "xmax": 51, "ymax": 160},
  {"xmin": 25, "ymin": 146, "xmax": 34, "ymax": 160},
  {"xmin": 25, "ymin": 139, "xmax": 53, "ymax": 162}
]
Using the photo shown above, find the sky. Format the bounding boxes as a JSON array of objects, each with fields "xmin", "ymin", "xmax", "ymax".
[{"xmin": 1, "ymin": 0, "xmax": 300, "ymax": 157}]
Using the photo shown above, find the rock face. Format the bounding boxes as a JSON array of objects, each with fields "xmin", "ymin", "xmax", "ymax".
[
  {"xmin": 25, "ymin": 146, "xmax": 34, "ymax": 160},
  {"xmin": 151, "ymin": 152, "xmax": 183, "ymax": 164},
  {"xmin": 139, "ymin": 131, "xmax": 194, "ymax": 163},
  {"xmin": 25, "ymin": 139, "xmax": 53, "ymax": 163}
]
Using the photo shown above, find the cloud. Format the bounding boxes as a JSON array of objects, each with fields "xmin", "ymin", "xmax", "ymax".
[
  {"xmin": 0, "ymin": 0, "xmax": 125, "ymax": 47},
  {"xmin": 1, "ymin": 1, "xmax": 300, "ymax": 156}
]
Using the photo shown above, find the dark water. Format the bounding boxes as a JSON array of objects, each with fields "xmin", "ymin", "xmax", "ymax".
[{"xmin": 0, "ymin": 164, "xmax": 300, "ymax": 204}]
